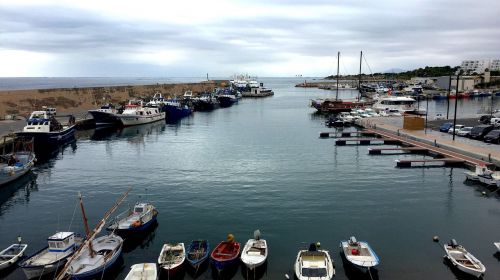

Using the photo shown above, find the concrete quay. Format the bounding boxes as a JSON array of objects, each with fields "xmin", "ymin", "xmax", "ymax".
[{"xmin": 357, "ymin": 117, "xmax": 500, "ymax": 168}]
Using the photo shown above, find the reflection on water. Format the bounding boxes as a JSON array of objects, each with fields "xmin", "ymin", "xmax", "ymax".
[{"xmin": 0, "ymin": 172, "xmax": 38, "ymax": 217}]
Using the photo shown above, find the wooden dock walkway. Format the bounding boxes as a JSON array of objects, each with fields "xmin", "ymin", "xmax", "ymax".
[
  {"xmin": 364, "ymin": 128, "xmax": 493, "ymax": 168},
  {"xmin": 368, "ymin": 147, "xmax": 428, "ymax": 154},
  {"xmin": 335, "ymin": 138, "xmax": 401, "ymax": 146},
  {"xmin": 395, "ymin": 158, "xmax": 465, "ymax": 168}
]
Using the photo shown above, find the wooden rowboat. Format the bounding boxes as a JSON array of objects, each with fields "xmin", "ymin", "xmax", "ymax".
[
  {"xmin": 444, "ymin": 239, "xmax": 485, "ymax": 278},
  {"xmin": 210, "ymin": 234, "xmax": 240, "ymax": 271}
]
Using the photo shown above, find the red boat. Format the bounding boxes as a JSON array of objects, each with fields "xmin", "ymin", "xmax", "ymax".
[{"xmin": 210, "ymin": 234, "xmax": 241, "ymax": 271}]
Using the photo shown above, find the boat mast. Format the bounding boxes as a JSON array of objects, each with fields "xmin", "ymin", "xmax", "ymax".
[
  {"xmin": 358, "ymin": 51, "xmax": 363, "ymax": 100},
  {"xmin": 55, "ymin": 188, "xmax": 131, "ymax": 280},
  {"xmin": 336, "ymin": 51, "xmax": 340, "ymax": 101},
  {"xmin": 78, "ymin": 192, "xmax": 95, "ymax": 258}
]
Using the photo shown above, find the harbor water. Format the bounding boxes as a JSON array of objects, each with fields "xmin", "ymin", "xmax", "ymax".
[{"xmin": 1, "ymin": 78, "xmax": 500, "ymax": 279}]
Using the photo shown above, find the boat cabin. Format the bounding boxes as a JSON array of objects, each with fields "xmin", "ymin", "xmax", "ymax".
[
  {"xmin": 47, "ymin": 232, "xmax": 76, "ymax": 253},
  {"xmin": 133, "ymin": 203, "xmax": 148, "ymax": 214},
  {"xmin": 23, "ymin": 111, "xmax": 63, "ymax": 133}
]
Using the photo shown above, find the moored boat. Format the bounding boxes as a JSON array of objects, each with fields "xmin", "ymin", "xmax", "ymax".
[
  {"xmin": 124, "ymin": 263, "xmax": 157, "ymax": 280},
  {"xmin": 107, "ymin": 202, "xmax": 158, "ymax": 234},
  {"xmin": 216, "ymin": 88, "xmax": 239, "ymax": 108},
  {"xmin": 19, "ymin": 232, "xmax": 82, "ymax": 279},
  {"xmin": 464, "ymin": 165, "xmax": 491, "ymax": 182},
  {"xmin": 158, "ymin": 242, "xmax": 185, "ymax": 276},
  {"xmin": 186, "ymin": 240, "xmax": 209, "ymax": 270},
  {"xmin": 340, "ymin": 236, "xmax": 379, "ymax": 269},
  {"xmin": 494, "ymin": 242, "xmax": 500, "ymax": 253},
  {"xmin": 55, "ymin": 189, "xmax": 130, "ymax": 280},
  {"xmin": 193, "ymin": 92, "xmax": 219, "ymax": 111},
  {"xmin": 444, "ymin": 239, "xmax": 485, "ymax": 278},
  {"xmin": 240, "ymin": 230, "xmax": 268, "ymax": 271},
  {"xmin": 294, "ymin": 242, "xmax": 335, "ymax": 280},
  {"xmin": 163, "ymin": 99, "xmax": 192, "ymax": 122},
  {"xmin": 0, "ymin": 137, "xmax": 36, "ymax": 187},
  {"xmin": 311, "ymin": 99, "xmax": 370, "ymax": 114},
  {"xmin": 88, "ymin": 104, "xmax": 120, "ymax": 127},
  {"xmin": 115, "ymin": 100, "xmax": 165, "ymax": 127},
  {"xmin": 16, "ymin": 110, "xmax": 76, "ymax": 147},
  {"xmin": 0, "ymin": 239, "xmax": 28, "ymax": 271},
  {"xmin": 210, "ymin": 234, "xmax": 241, "ymax": 271}
]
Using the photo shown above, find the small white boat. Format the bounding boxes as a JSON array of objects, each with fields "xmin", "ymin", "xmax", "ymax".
[
  {"xmin": 0, "ymin": 241, "xmax": 28, "ymax": 270},
  {"xmin": 158, "ymin": 242, "xmax": 185, "ymax": 276},
  {"xmin": 107, "ymin": 202, "xmax": 158, "ymax": 233},
  {"xmin": 124, "ymin": 263, "xmax": 158, "ymax": 280},
  {"xmin": 494, "ymin": 242, "xmax": 500, "ymax": 253},
  {"xmin": 294, "ymin": 242, "xmax": 335, "ymax": 280},
  {"xmin": 241, "ymin": 230, "xmax": 268, "ymax": 270},
  {"xmin": 464, "ymin": 165, "xmax": 493, "ymax": 182},
  {"xmin": 340, "ymin": 236, "xmax": 379, "ymax": 269},
  {"xmin": 444, "ymin": 239, "xmax": 485, "ymax": 278},
  {"xmin": 475, "ymin": 168, "xmax": 500, "ymax": 187},
  {"xmin": 19, "ymin": 232, "xmax": 81, "ymax": 279}
]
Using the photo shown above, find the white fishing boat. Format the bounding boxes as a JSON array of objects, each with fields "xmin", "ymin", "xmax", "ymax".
[
  {"xmin": 444, "ymin": 239, "xmax": 486, "ymax": 278},
  {"xmin": 294, "ymin": 242, "xmax": 335, "ymax": 280},
  {"xmin": 19, "ymin": 232, "xmax": 82, "ymax": 279},
  {"xmin": 241, "ymin": 230, "xmax": 268, "ymax": 270},
  {"xmin": 158, "ymin": 242, "xmax": 185, "ymax": 276},
  {"xmin": 0, "ymin": 239, "xmax": 28, "ymax": 270},
  {"xmin": 55, "ymin": 189, "xmax": 130, "ymax": 280},
  {"xmin": 107, "ymin": 202, "xmax": 158, "ymax": 233},
  {"xmin": 115, "ymin": 100, "xmax": 165, "ymax": 127},
  {"xmin": 340, "ymin": 236, "xmax": 380, "ymax": 269},
  {"xmin": 125, "ymin": 263, "xmax": 158, "ymax": 280}
]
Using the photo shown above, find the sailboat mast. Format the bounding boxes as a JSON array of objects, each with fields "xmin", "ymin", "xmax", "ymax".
[
  {"xmin": 336, "ymin": 51, "xmax": 340, "ymax": 101},
  {"xmin": 79, "ymin": 193, "xmax": 95, "ymax": 258},
  {"xmin": 358, "ymin": 51, "xmax": 363, "ymax": 100}
]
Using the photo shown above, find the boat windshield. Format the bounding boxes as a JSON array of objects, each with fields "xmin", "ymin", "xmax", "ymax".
[
  {"xmin": 134, "ymin": 207, "xmax": 144, "ymax": 213},
  {"xmin": 302, "ymin": 268, "xmax": 327, "ymax": 277}
]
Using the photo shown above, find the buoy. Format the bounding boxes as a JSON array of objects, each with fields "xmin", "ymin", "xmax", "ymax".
[
  {"xmin": 285, "ymin": 273, "xmax": 290, "ymax": 279},
  {"xmin": 482, "ymin": 191, "xmax": 487, "ymax": 196},
  {"xmin": 433, "ymin": 236, "xmax": 439, "ymax": 242},
  {"xmin": 316, "ymin": 241, "xmax": 321, "ymax": 248}
]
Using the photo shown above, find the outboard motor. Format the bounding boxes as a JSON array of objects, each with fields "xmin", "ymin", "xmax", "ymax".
[
  {"xmin": 349, "ymin": 236, "xmax": 358, "ymax": 246},
  {"xmin": 450, "ymin": 239, "xmax": 458, "ymax": 248}
]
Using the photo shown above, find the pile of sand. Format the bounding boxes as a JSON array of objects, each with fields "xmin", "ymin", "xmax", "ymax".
[{"xmin": 0, "ymin": 80, "xmax": 227, "ymax": 118}]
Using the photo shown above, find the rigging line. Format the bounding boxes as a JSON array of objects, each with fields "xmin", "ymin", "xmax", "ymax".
[
  {"xmin": 67, "ymin": 197, "xmax": 79, "ymax": 231},
  {"xmin": 362, "ymin": 54, "xmax": 374, "ymax": 76}
]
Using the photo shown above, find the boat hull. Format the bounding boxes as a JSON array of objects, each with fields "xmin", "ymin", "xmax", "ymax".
[
  {"xmin": 217, "ymin": 96, "xmax": 237, "ymax": 108},
  {"xmin": 16, "ymin": 125, "xmax": 76, "ymax": 147},
  {"xmin": 340, "ymin": 240, "xmax": 380, "ymax": 269},
  {"xmin": 193, "ymin": 100, "xmax": 218, "ymax": 111},
  {"xmin": 0, "ymin": 153, "xmax": 35, "ymax": 187},
  {"xmin": 241, "ymin": 239, "xmax": 267, "ymax": 271},
  {"xmin": 163, "ymin": 105, "xmax": 192, "ymax": 122},
  {"xmin": 115, "ymin": 214, "xmax": 158, "ymax": 234},
  {"xmin": 210, "ymin": 241, "xmax": 241, "ymax": 271},
  {"xmin": 116, "ymin": 112, "xmax": 165, "ymax": 127},
  {"xmin": 69, "ymin": 243, "xmax": 123, "ymax": 280},
  {"xmin": 125, "ymin": 263, "xmax": 157, "ymax": 280},
  {"xmin": 0, "ymin": 244, "xmax": 28, "ymax": 270},
  {"xmin": 186, "ymin": 240, "xmax": 209, "ymax": 270},
  {"xmin": 88, "ymin": 110, "xmax": 120, "ymax": 127}
]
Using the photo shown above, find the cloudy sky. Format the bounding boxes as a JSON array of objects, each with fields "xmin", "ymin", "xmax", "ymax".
[{"xmin": 0, "ymin": 0, "xmax": 499, "ymax": 77}]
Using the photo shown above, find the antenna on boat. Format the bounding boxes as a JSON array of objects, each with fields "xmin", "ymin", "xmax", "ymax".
[{"xmin": 336, "ymin": 51, "xmax": 340, "ymax": 101}]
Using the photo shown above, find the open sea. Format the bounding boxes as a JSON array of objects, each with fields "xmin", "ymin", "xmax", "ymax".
[{"xmin": 1, "ymin": 77, "xmax": 500, "ymax": 280}]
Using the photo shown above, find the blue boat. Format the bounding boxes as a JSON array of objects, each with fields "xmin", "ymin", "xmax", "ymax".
[
  {"xmin": 216, "ymin": 88, "xmax": 238, "ymax": 108},
  {"xmin": 186, "ymin": 240, "xmax": 210, "ymax": 270},
  {"xmin": 16, "ymin": 110, "xmax": 76, "ymax": 147},
  {"xmin": 163, "ymin": 100, "xmax": 192, "ymax": 122}
]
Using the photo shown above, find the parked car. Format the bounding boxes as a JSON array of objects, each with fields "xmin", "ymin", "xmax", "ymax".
[
  {"xmin": 448, "ymin": 125, "xmax": 465, "ymax": 135},
  {"xmin": 435, "ymin": 113, "xmax": 445, "ymax": 120},
  {"xmin": 491, "ymin": 117, "xmax": 500, "ymax": 127},
  {"xmin": 439, "ymin": 122, "xmax": 453, "ymax": 132},
  {"xmin": 479, "ymin": 115, "xmax": 492, "ymax": 124},
  {"xmin": 484, "ymin": 130, "xmax": 500, "ymax": 144},
  {"xmin": 457, "ymin": 127, "xmax": 473, "ymax": 137},
  {"xmin": 470, "ymin": 125, "xmax": 494, "ymax": 140}
]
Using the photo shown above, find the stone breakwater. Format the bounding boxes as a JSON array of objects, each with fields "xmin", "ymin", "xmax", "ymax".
[{"xmin": 0, "ymin": 80, "xmax": 228, "ymax": 118}]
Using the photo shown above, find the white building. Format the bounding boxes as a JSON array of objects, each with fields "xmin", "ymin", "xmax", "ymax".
[
  {"xmin": 491, "ymin": 59, "xmax": 500, "ymax": 71},
  {"xmin": 460, "ymin": 60, "xmax": 490, "ymax": 74}
]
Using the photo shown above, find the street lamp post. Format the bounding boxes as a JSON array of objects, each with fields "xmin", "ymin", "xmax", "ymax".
[
  {"xmin": 446, "ymin": 75, "xmax": 452, "ymax": 119},
  {"xmin": 425, "ymin": 97, "xmax": 429, "ymax": 134},
  {"xmin": 452, "ymin": 70, "xmax": 461, "ymax": 141}
]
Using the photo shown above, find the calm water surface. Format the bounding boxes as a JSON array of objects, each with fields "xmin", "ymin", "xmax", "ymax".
[{"xmin": 1, "ymin": 78, "xmax": 500, "ymax": 280}]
